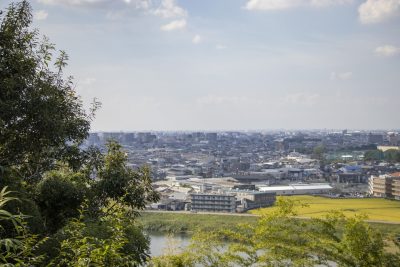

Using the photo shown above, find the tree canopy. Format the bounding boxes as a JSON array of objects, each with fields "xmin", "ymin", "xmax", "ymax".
[
  {"xmin": 0, "ymin": 2, "xmax": 159, "ymax": 265},
  {"xmin": 364, "ymin": 149, "xmax": 400, "ymax": 162},
  {"xmin": 0, "ymin": 1, "xmax": 96, "ymax": 181}
]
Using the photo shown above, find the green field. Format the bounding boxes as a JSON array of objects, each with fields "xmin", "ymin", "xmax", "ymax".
[{"xmin": 250, "ymin": 195, "xmax": 400, "ymax": 223}]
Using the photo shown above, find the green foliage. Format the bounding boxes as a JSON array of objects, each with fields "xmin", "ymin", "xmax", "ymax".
[
  {"xmin": 91, "ymin": 140, "xmax": 159, "ymax": 216},
  {"xmin": 312, "ymin": 144, "xmax": 327, "ymax": 167},
  {"xmin": 0, "ymin": 0, "xmax": 95, "ymax": 181},
  {"xmin": 30, "ymin": 140, "xmax": 160, "ymax": 234},
  {"xmin": 139, "ymin": 212, "xmax": 257, "ymax": 234},
  {"xmin": 0, "ymin": 187, "xmax": 46, "ymax": 266},
  {"xmin": 0, "ymin": 168, "xmax": 45, "ymax": 235},
  {"xmin": 364, "ymin": 149, "xmax": 400, "ymax": 162},
  {"xmin": 384, "ymin": 149, "xmax": 400, "ymax": 163},
  {"xmin": 0, "ymin": 2, "xmax": 160, "ymax": 265},
  {"xmin": 49, "ymin": 204, "xmax": 148, "ymax": 267},
  {"xmin": 150, "ymin": 199, "xmax": 400, "ymax": 267},
  {"xmin": 313, "ymin": 144, "xmax": 326, "ymax": 155},
  {"xmin": 364, "ymin": 150, "xmax": 384, "ymax": 161},
  {"xmin": 35, "ymin": 170, "xmax": 85, "ymax": 233}
]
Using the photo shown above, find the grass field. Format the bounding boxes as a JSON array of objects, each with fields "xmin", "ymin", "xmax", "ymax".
[{"xmin": 250, "ymin": 195, "xmax": 400, "ymax": 223}]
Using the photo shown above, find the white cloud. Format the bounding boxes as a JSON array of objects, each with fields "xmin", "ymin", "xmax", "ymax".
[
  {"xmin": 160, "ymin": 19, "xmax": 186, "ymax": 31},
  {"xmin": 245, "ymin": 0, "xmax": 302, "ymax": 11},
  {"xmin": 330, "ymin": 71, "xmax": 353, "ymax": 80},
  {"xmin": 244, "ymin": 0, "xmax": 353, "ymax": 11},
  {"xmin": 196, "ymin": 95, "xmax": 260, "ymax": 106},
  {"xmin": 375, "ymin": 45, "xmax": 400, "ymax": 56},
  {"xmin": 216, "ymin": 44, "xmax": 227, "ymax": 50},
  {"xmin": 134, "ymin": 0, "xmax": 151, "ymax": 10},
  {"xmin": 37, "ymin": 0, "xmax": 189, "ymax": 22},
  {"xmin": 310, "ymin": 0, "xmax": 353, "ymax": 7},
  {"xmin": 284, "ymin": 92, "xmax": 320, "ymax": 105},
  {"xmin": 153, "ymin": 0, "xmax": 187, "ymax": 18},
  {"xmin": 38, "ymin": 0, "xmax": 151, "ymax": 9},
  {"xmin": 34, "ymin": 10, "xmax": 48, "ymax": 20},
  {"xmin": 38, "ymin": 0, "xmax": 108, "ymax": 6},
  {"xmin": 192, "ymin": 34, "xmax": 201, "ymax": 44},
  {"xmin": 358, "ymin": 0, "xmax": 400, "ymax": 24},
  {"xmin": 81, "ymin": 77, "xmax": 97, "ymax": 85}
]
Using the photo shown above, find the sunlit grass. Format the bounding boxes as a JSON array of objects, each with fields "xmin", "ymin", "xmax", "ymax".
[{"xmin": 250, "ymin": 195, "xmax": 400, "ymax": 222}]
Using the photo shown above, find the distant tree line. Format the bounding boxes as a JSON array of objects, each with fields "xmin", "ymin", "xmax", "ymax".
[{"xmin": 364, "ymin": 149, "xmax": 400, "ymax": 162}]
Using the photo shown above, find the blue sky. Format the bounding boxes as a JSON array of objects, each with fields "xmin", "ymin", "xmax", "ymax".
[{"xmin": 2, "ymin": 0, "xmax": 400, "ymax": 131}]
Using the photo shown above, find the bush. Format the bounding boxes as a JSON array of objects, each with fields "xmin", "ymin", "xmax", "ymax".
[{"xmin": 35, "ymin": 171, "xmax": 85, "ymax": 233}]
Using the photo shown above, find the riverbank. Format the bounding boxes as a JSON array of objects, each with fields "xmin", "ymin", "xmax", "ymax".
[
  {"xmin": 139, "ymin": 211, "xmax": 257, "ymax": 233},
  {"xmin": 139, "ymin": 211, "xmax": 400, "ymax": 236}
]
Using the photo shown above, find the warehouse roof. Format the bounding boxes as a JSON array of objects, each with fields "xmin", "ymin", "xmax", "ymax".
[{"xmin": 257, "ymin": 184, "xmax": 332, "ymax": 192}]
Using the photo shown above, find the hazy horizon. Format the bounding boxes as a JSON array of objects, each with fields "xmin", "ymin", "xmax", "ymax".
[
  {"xmin": 2, "ymin": 0, "xmax": 399, "ymax": 131},
  {"xmin": 89, "ymin": 128, "xmax": 400, "ymax": 133}
]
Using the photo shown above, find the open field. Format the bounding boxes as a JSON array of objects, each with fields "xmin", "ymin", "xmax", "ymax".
[{"xmin": 250, "ymin": 195, "xmax": 400, "ymax": 223}]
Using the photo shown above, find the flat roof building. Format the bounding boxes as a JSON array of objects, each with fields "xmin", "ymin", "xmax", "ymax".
[
  {"xmin": 257, "ymin": 184, "xmax": 332, "ymax": 195},
  {"xmin": 228, "ymin": 190, "xmax": 276, "ymax": 212},
  {"xmin": 369, "ymin": 172, "xmax": 400, "ymax": 200},
  {"xmin": 191, "ymin": 193, "xmax": 236, "ymax": 213}
]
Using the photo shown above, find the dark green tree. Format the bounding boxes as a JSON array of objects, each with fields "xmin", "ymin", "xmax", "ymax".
[
  {"xmin": 384, "ymin": 149, "xmax": 400, "ymax": 163},
  {"xmin": 364, "ymin": 150, "xmax": 384, "ymax": 161},
  {"xmin": 35, "ymin": 170, "xmax": 86, "ymax": 233},
  {"xmin": 0, "ymin": 1, "xmax": 98, "ymax": 183},
  {"xmin": 91, "ymin": 140, "xmax": 160, "ymax": 216},
  {"xmin": 0, "ymin": 187, "xmax": 46, "ymax": 266},
  {"xmin": 312, "ymin": 144, "xmax": 326, "ymax": 160},
  {"xmin": 0, "ymin": 2, "xmax": 159, "ymax": 265}
]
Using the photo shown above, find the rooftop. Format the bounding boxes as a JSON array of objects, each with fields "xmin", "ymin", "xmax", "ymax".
[{"xmin": 257, "ymin": 184, "xmax": 332, "ymax": 192}]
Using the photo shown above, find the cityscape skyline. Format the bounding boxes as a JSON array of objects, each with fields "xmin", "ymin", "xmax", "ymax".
[{"xmin": 2, "ymin": 0, "xmax": 399, "ymax": 131}]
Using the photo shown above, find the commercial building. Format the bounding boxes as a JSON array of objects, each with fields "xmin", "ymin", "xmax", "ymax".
[
  {"xmin": 369, "ymin": 172, "xmax": 400, "ymax": 200},
  {"xmin": 191, "ymin": 193, "xmax": 236, "ymax": 213},
  {"xmin": 257, "ymin": 183, "xmax": 332, "ymax": 195},
  {"xmin": 230, "ymin": 190, "xmax": 276, "ymax": 211}
]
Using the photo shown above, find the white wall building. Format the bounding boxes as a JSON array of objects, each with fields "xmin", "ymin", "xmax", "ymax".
[{"xmin": 257, "ymin": 184, "xmax": 332, "ymax": 195}]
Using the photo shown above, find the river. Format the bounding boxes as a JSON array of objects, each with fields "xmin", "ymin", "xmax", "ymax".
[
  {"xmin": 148, "ymin": 233, "xmax": 191, "ymax": 257},
  {"xmin": 148, "ymin": 234, "xmax": 337, "ymax": 266}
]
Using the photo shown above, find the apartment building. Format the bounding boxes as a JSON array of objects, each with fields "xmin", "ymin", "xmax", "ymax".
[
  {"xmin": 369, "ymin": 172, "xmax": 400, "ymax": 200},
  {"xmin": 231, "ymin": 190, "xmax": 276, "ymax": 211},
  {"xmin": 191, "ymin": 193, "xmax": 236, "ymax": 213}
]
